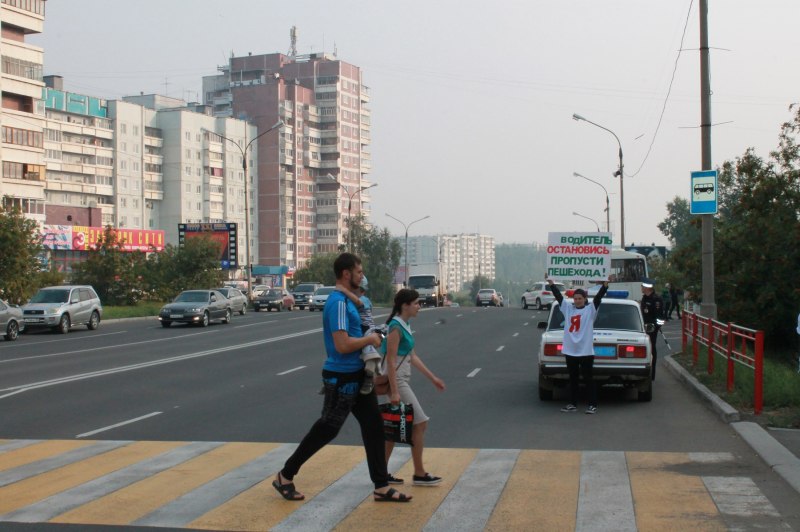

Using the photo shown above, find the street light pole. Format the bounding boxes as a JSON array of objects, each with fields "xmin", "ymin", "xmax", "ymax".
[
  {"xmin": 572, "ymin": 113, "xmax": 625, "ymax": 246},
  {"xmin": 573, "ymin": 172, "xmax": 610, "ymax": 233},
  {"xmin": 213, "ymin": 119, "xmax": 283, "ymax": 302},
  {"xmin": 572, "ymin": 211, "xmax": 600, "ymax": 232},
  {"xmin": 345, "ymin": 183, "xmax": 377, "ymax": 251},
  {"xmin": 385, "ymin": 213, "xmax": 430, "ymax": 286}
]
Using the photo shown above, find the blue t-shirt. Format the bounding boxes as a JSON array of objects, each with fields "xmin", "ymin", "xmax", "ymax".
[{"xmin": 323, "ymin": 290, "xmax": 365, "ymax": 373}]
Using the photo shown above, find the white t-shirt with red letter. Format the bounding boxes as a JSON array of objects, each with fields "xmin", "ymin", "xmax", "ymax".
[{"xmin": 560, "ymin": 301, "xmax": 598, "ymax": 357}]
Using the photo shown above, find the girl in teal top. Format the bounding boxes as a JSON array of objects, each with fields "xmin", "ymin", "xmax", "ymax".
[{"xmin": 380, "ymin": 289, "xmax": 446, "ymax": 486}]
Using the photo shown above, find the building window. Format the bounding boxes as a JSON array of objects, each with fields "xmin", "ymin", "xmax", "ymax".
[
  {"xmin": 2, "ymin": 162, "xmax": 45, "ymax": 181},
  {"xmin": 120, "ymin": 123, "xmax": 127, "ymax": 135},
  {"xmin": 1, "ymin": 55, "xmax": 43, "ymax": 81},
  {"xmin": 2, "ymin": 126, "xmax": 43, "ymax": 148}
]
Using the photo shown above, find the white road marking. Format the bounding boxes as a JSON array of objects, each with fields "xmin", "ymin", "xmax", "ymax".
[
  {"xmin": 0, "ymin": 329, "xmax": 218, "ymax": 365},
  {"xmin": 277, "ymin": 366, "xmax": 306, "ymax": 376},
  {"xmin": 577, "ymin": 451, "xmax": 636, "ymax": 532},
  {"xmin": 496, "ymin": 346, "xmax": 505, "ymax": 352},
  {"xmin": 512, "ymin": 333, "xmax": 519, "ymax": 337},
  {"xmin": 457, "ymin": 314, "xmax": 463, "ymax": 318},
  {"xmin": 523, "ymin": 322, "xmax": 529, "ymax": 326},
  {"xmin": 703, "ymin": 476, "xmax": 783, "ymax": 520},
  {"xmin": 0, "ymin": 330, "xmax": 125, "ymax": 349},
  {"xmin": 233, "ymin": 321, "xmax": 272, "ymax": 329},
  {"xmin": 467, "ymin": 368, "xmax": 481, "ymax": 378},
  {"xmin": 76, "ymin": 412, "xmax": 162, "ymax": 438},
  {"xmin": 0, "ymin": 328, "xmax": 323, "ymax": 401}
]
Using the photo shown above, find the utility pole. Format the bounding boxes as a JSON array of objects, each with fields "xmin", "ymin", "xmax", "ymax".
[{"xmin": 699, "ymin": 0, "xmax": 717, "ymax": 319}]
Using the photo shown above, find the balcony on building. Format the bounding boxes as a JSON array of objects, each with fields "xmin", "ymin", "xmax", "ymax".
[{"xmin": 360, "ymin": 85, "xmax": 370, "ymax": 103}]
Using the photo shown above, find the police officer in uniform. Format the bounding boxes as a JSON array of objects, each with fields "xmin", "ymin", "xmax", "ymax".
[{"xmin": 640, "ymin": 278, "xmax": 664, "ymax": 380}]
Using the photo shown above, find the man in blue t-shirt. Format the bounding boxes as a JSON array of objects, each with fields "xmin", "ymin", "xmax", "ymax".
[{"xmin": 273, "ymin": 253, "xmax": 412, "ymax": 503}]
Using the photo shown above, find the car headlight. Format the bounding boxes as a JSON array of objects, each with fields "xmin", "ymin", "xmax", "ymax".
[
  {"xmin": 49, "ymin": 308, "xmax": 61, "ymax": 315},
  {"xmin": 187, "ymin": 307, "xmax": 202, "ymax": 313}
]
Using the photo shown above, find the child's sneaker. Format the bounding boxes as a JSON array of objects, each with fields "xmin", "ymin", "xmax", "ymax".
[
  {"xmin": 560, "ymin": 404, "xmax": 577, "ymax": 413},
  {"xmin": 585, "ymin": 405, "xmax": 598, "ymax": 415},
  {"xmin": 360, "ymin": 372, "xmax": 374, "ymax": 394}
]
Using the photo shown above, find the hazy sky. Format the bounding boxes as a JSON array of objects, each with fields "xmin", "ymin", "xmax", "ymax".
[{"xmin": 33, "ymin": 1, "xmax": 800, "ymax": 245}]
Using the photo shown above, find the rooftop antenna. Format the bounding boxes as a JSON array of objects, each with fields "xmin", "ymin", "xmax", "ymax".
[
  {"xmin": 288, "ymin": 26, "xmax": 297, "ymax": 58},
  {"xmin": 334, "ymin": 42, "xmax": 338, "ymax": 57}
]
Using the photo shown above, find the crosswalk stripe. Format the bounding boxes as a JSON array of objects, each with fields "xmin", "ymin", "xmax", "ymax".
[
  {"xmin": 0, "ymin": 440, "xmax": 41, "ymax": 454},
  {"xmin": 628, "ymin": 452, "xmax": 727, "ymax": 530},
  {"xmin": 132, "ymin": 443, "xmax": 296, "ymax": 528},
  {"xmin": 703, "ymin": 476, "xmax": 791, "ymax": 530},
  {"xmin": 577, "ymin": 451, "xmax": 636, "ymax": 532},
  {"xmin": 0, "ymin": 441, "xmax": 173, "ymax": 515},
  {"xmin": 486, "ymin": 449, "xmax": 580, "ymax": 531},
  {"xmin": 2, "ymin": 441, "xmax": 224, "ymax": 523},
  {"xmin": 423, "ymin": 449, "xmax": 519, "ymax": 532},
  {"xmin": 0, "ymin": 440, "xmax": 130, "ymax": 488}
]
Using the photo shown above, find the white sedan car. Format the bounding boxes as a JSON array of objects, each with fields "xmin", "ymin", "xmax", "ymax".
[{"xmin": 537, "ymin": 294, "xmax": 653, "ymax": 402}]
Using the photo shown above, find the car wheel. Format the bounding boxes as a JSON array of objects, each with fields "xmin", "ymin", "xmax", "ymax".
[
  {"xmin": 277, "ymin": 303, "xmax": 282, "ymax": 312},
  {"xmin": 201, "ymin": 311, "xmax": 210, "ymax": 327},
  {"xmin": 239, "ymin": 304, "xmax": 246, "ymax": 316},
  {"xmin": 309, "ymin": 306, "xmax": 315, "ymax": 312},
  {"xmin": 538, "ymin": 375, "xmax": 553, "ymax": 401},
  {"xmin": 87, "ymin": 311, "xmax": 100, "ymax": 330},
  {"xmin": 5, "ymin": 320, "xmax": 19, "ymax": 341},
  {"xmin": 57, "ymin": 314, "xmax": 71, "ymax": 334},
  {"xmin": 298, "ymin": 305, "xmax": 305, "ymax": 310},
  {"xmin": 522, "ymin": 298, "xmax": 528, "ymax": 310},
  {"xmin": 637, "ymin": 380, "xmax": 653, "ymax": 402},
  {"xmin": 223, "ymin": 308, "xmax": 232, "ymax": 324},
  {"xmin": 161, "ymin": 321, "xmax": 172, "ymax": 328},
  {"xmin": 535, "ymin": 298, "xmax": 542, "ymax": 310}
]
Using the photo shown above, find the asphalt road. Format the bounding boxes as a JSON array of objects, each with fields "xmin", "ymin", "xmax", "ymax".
[{"xmin": 2, "ymin": 305, "xmax": 800, "ymax": 529}]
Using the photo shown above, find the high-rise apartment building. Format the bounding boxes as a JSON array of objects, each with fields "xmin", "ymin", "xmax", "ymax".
[
  {"xmin": 403, "ymin": 234, "xmax": 496, "ymax": 293},
  {"xmin": 202, "ymin": 51, "xmax": 373, "ymax": 268},
  {"xmin": 0, "ymin": 0, "xmax": 47, "ymax": 222}
]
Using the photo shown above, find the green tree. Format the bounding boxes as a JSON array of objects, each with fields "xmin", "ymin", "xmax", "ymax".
[
  {"xmin": 144, "ymin": 236, "xmax": 225, "ymax": 301},
  {"xmin": 659, "ymin": 105, "xmax": 800, "ymax": 344},
  {"xmin": 291, "ymin": 253, "xmax": 338, "ymax": 288},
  {"xmin": 72, "ymin": 226, "xmax": 147, "ymax": 305},
  {"xmin": 0, "ymin": 202, "xmax": 44, "ymax": 304},
  {"xmin": 346, "ymin": 215, "xmax": 402, "ymax": 303}
]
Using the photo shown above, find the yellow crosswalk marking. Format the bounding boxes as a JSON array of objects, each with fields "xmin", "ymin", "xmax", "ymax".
[
  {"xmin": 486, "ymin": 450, "xmax": 581, "ymax": 531},
  {"xmin": 335, "ymin": 447, "xmax": 478, "ymax": 532},
  {"xmin": 0, "ymin": 440, "xmax": 91, "ymax": 472},
  {"xmin": 628, "ymin": 452, "xmax": 727, "ymax": 532},
  {"xmin": 0, "ymin": 441, "xmax": 181, "ymax": 515},
  {"xmin": 53, "ymin": 442, "xmax": 277, "ymax": 526},
  {"xmin": 189, "ymin": 444, "xmax": 366, "ymax": 531}
]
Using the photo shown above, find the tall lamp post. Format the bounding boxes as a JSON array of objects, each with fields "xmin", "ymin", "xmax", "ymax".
[
  {"xmin": 572, "ymin": 113, "xmax": 625, "ymax": 246},
  {"xmin": 213, "ymin": 119, "xmax": 283, "ymax": 301},
  {"xmin": 573, "ymin": 172, "xmax": 610, "ymax": 233},
  {"xmin": 572, "ymin": 211, "xmax": 600, "ymax": 232},
  {"xmin": 386, "ymin": 213, "xmax": 430, "ymax": 286},
  {"xmin": 344, "ymin": 183, "xmax": 377, "ymax": 250}
]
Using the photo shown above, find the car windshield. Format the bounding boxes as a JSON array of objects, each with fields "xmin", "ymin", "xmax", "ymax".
[
  {"xmin": 29, "ymin": 289, "xmax": 70, "ymax": 304},
  {"xmin": 175, "ymin": 291, "xmax": 209, "ymax": 303},
  {"xmin": 409, "ymin": 276, "xmax": 436, "ymax": 289},
  {"xmin": 265, "ymin": 290, "xmax": 280, "ymax": 297},
  {"xmin": 315, "ymin": 287, "xmax": 334, "ymax": 295},
  {"xmin": 479, "ymin": 289, "xmax": 494, "ymax": 295},
  {"xmin": 294, "ymin": 284, "xmax": 318, "ymax": 292},
  {"xmin": 548, "ymin": 303, "xmax": 642, "ymax": 332},
  {"xmin": 548, "ymin": 284, "xmax": 566, "ymax": 292}
]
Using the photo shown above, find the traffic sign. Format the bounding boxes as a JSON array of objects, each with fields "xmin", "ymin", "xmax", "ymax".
[{"xmin": 691, "ymin": 170, "xmax": 718, "ymax": 214}]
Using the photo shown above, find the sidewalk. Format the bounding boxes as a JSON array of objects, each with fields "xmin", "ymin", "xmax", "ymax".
[{"xmin": 661, "ymin": 317, "xmax": 800, "ymax": 496}]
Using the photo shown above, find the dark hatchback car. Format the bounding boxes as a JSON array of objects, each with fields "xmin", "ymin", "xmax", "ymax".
[
  {"xmin": 253, "ymin": 288, "xmax": 294, "ymax": 312},
  {"xmin": 158, "ymin": 290, "xmax": 232, "ymax": 327}
]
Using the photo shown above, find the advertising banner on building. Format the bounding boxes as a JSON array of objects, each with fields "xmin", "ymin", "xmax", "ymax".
[
  {"xmin": 546, "ymin": 232, "xmax": 612, "ymax": 282},
  {"xmin": 178, "ymin": 222, "xmax": 238, "ymax": 269},
  {"xmin": 40, "ymin": 225, "xmax": 165, "ymax": 252}
]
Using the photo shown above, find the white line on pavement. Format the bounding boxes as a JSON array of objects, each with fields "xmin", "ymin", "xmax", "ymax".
[
  {"xmin": 467, "ymin": 368, "xmax": 481, "ymax": 378},
  {"xmin": 0, "ymin": 328, "xmax": 323, "ymax": 401},
  {"xmin": 523, "ymin": 322, "xmax": 529, "ymax": 326},
  {"xmin": 496, "ymin": 346, "xmax": 505, "ymax": 352},
  {"xmin": 512, "ymin": 333, "xmax": 519, "ymax": 337},
  {"xmin": 76, "ymin": 412, "xmax": 162, "ymax": 438},
  {"xmin": 457, "ymin": 314, "xmax": 463, "ymax": 318},
  {"xmin": 277, "ymin": 366, "xmax": 306, "ymax": 376},
  {"xmin": 0, "ymin": 330, "xmax": 126, "ymax": 349}
]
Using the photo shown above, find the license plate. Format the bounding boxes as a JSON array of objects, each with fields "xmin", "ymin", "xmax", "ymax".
[
  {"xmin": 170, "ymin": 314, "xmax": 183, "ymax": 319},
  {"xmin": 594, "ymin": 345, "xmax": 616, "ymax": 357},
  {"xmin": 25, "ymin": 318, "xmax": 41, "ymax": 323}
]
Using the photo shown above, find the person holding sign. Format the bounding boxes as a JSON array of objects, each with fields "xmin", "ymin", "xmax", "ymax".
[{"xmin": 547, "ymin": 278, "xmax": 609, "ymax": 414}]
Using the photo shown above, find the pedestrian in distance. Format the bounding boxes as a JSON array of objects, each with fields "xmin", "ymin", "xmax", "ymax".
[
  {"xmin": 380, "ymin": 288, "xmax": 446, "ymax": 486},
  {"xmin": 547, "ymin": 278, "xmax": 609, "ymax": 415},
  {"xmin": 640, "ymin": 277, "xmax": 664, "ymax": 381},
  {"xmin": 273, "ymin": 252, "xmax": 412, "ymax": 503},
  {"xmin": 668, "ymin": 284, "xmax": 682, "ymax": 320}
]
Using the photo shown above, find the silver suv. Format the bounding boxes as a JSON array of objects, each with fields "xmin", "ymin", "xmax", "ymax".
[
  {"xmin": 291, "ymin": 282, "xmax": 323, "ymax": 310},
  {"xmin": 22, "ymin": 285, "xmax": 103, "ymax": 334},
  {"xmin": 521, "ymin": 282, "xmax": 566, "ymax": 310}
]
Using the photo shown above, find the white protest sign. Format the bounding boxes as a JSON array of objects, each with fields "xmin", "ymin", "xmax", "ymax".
[{"xmin": 546, "ymin": 232, "xmax": 612, "ymax": 282}]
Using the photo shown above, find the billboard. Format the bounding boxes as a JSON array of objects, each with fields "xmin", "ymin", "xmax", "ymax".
[
  {"xmin": 40, "ymin": 225, "xmax": 165, "ymax": 252},
  {"xmin": 178, "ymin": 222, "xmax": 238, "ymax": 269}
]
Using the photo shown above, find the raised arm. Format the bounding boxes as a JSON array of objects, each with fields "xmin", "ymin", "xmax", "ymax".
[
  {"xmin": 547, "ymin": 279, "xmax": 564, "ymax": 305},
  {"xmin": 593, "ymin": 281, "xmax": 609, "ymax": 309}
]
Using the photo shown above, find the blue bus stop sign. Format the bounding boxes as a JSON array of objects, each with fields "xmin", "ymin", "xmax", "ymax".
[{"xmin": 690, "ymin": 170, "xmax": 718, "ymax": 214}]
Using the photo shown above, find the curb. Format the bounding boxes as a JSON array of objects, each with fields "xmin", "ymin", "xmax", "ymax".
[
  {"xmin": 665, "ymin": 354, "xmax": 800, "ymax": 496},
  {"xmin": 102, "ymin": 316, "xmax": 158, "ymax": 324},
  {"xmin": 663, "ymin": 354, "xmax": 740, "ymax": 422}
]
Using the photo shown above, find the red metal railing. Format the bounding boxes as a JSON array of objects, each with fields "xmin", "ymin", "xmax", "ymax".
[{"xmin": 681, "ymin": 312, "xmax": 764, "ymax": 415}]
